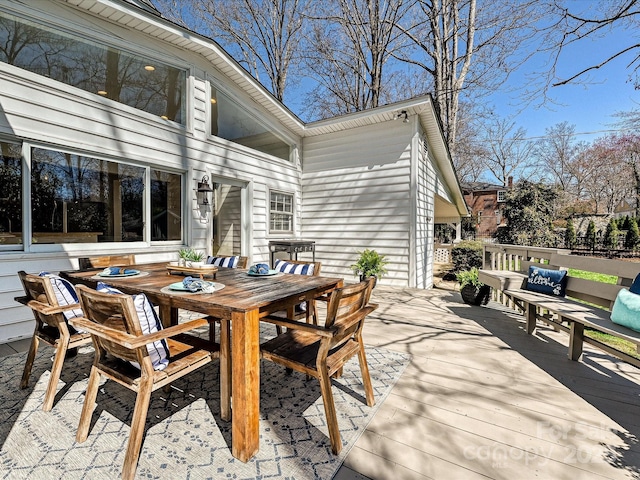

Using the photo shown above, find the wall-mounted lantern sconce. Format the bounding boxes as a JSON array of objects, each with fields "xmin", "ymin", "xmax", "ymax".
[
  {"xmin": 394, "ymin": 110, "xmax": 409, "ymax": 123},
  {"xmin": 197, "ymin": 175, "xmax": 213, "ymax": 205}
]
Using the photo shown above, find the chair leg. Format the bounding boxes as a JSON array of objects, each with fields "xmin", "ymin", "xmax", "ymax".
[
  {"xmin": 77, "ymin": 365, "xmax": 102, "ymax": 442},
  {"xmin": 357, "ymin": 342, "xmax": 375, "ymax": 407},
  {"xmin": 42, "ymin": 337, "xmax": 69, "ymax": 412},
  {"xmin": 122, "ymin": 377, "xmax": 153, "ymax": 480},
  {"xmin": 219, "ymin": 319, "xmax": 232, "ymax": 421},
  {"xmin": 317, "ymin": 367, "xmax": 342, "ymax": 454},
  {"xmin": 20, "ymin": 333, "xmax": 40, "ymax": 390}
]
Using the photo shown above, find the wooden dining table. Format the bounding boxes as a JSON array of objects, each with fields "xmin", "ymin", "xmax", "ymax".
[{"xmin": 61, "ymin": 262, "xmax": 344, "ymax": 462}]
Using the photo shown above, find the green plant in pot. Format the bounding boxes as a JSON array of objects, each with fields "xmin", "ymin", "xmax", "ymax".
[
  {"xmin": 178, "ymin": 248, "xmax": 191, "ymax": 266},
  {"xmin": 351, "ymin": 249, "xmax": 388, "ymax": 286},
  {"xmin": 186, "ymin": 249, "xmax": 205, "ymax": 267},
  {"xmin": 456, "ymin": 267, "xmax": 490, "ymax": 306}
]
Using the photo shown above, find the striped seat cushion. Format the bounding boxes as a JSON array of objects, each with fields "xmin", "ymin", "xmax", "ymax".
[
  {"xmin": 274, "ymin": 259, "xmax": 315, "ymax": 275},
  {"xmin": 38, "ymin": 272, "xmax": 83, "ymax": 325},
  {"xmin": 97, "ymin": 282, "xmax": 169, "ymax": 371},
  {"xmin": 206, "ymin": 255, "xmax": 239, "ymax": 268}
]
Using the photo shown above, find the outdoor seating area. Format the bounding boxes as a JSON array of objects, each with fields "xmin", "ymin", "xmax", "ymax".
[{"xmin": 2, "ymin": 279, "xmax": 639, "ymax": 479}]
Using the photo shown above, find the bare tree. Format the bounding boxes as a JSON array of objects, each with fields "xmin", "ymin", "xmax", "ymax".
[
  {"xmin": 451, "ymin": 101, "xmax": 488, "ymax": 183},
  {"xmin": 302, "ymin": 0, "xmax": 413, "ymax": 118},
  {"xmin": 395, "ymin": 0, "xmax": 544, "ymax": 154},
  {"xmin": 579, "ymin": 135, "xmax": 636, "ymax": 214},
  {"xmin": 153, "ymin": 0, "xmax": 310, "ymax": 102},
  {"xmin": 480, "ymin": 118, "xmax": 534, "ymax": 186},
  {"xmin": 547, "ymin": 1, "xmax": 640, "ymax": 88}
]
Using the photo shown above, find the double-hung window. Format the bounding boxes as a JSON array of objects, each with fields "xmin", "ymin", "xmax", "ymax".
[{"xmin": 269, "ymin": 191, "xmax": 293, "ymax": 234}]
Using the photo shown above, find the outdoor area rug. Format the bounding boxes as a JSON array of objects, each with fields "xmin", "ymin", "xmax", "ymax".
[{"xmin": 0, "ymin": 324, "xmax": 409, "ymax": 479}]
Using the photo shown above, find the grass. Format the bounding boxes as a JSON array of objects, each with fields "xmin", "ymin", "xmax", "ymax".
[
  {"xmin": 568, "ymin": 268, "xmax": 640, "ymax": 360},
  {"xmin": 568, "ymin": 268, "xmax": 617, "ymax": 284}
]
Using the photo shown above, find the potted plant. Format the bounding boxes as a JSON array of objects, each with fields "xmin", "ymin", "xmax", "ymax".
[
  {"xmin": 187, "ymin": 249, "xmax": 205, "ymax": 268},
  {"xmin": 456, "ymin": 267, "xmax": 490, "ymax": 306},
  {"xmin": 351, "ymin": 249, "xmax": 388, "ymax": 287},
  {"xmin": 178, "ymin": 248, "xmax": 191, "ymax": 266}
]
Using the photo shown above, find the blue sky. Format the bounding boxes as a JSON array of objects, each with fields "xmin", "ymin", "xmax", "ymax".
[{"xmin": 488, "ymin": 20, "xmax": 638, "ymax": 143}]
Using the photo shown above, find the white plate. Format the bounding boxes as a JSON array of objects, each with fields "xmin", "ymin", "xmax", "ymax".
[
  {"xmin": 247, "ymin": 270, "xmax": 278, "ymax": 277},
  {"xmin": 168, "ymin": 281, "xmax": 225, "ymax": 292},
  {"xmin": 97, "ymin": 269, "xmax": 140, "ymax": 277}
]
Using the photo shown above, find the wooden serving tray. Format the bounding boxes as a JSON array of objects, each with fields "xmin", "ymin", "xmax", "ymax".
[{"xmin": 166, "ymin": 264, "xmax": 218, "ymax": 279}]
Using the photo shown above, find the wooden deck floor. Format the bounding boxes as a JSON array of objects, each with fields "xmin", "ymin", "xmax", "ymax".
[
  {"xmin": 3, "ymin": 285, "xmax": 639, "ymax": 479},
  {"xmin": 336, "ymin": 285, "xmax": 640, "ymax": 480}
]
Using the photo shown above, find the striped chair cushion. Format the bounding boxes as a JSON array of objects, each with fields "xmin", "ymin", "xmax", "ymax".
[
  {"xmin": 97, "ymin": 282, "xmax": 169, "ymax": 371},
  {"xmin": 206, "ymin": 255, "xmax": 239, "ymax": 268},
  {"xmin": 274, "ymin": 259, "xmax": 315, "ymax": 275},
  {"xmin": 39, "ymin": 272, "xmax": 83, "ymax": 323}
]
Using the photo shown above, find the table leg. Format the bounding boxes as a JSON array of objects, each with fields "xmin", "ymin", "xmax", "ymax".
[
  {"xmin": 159, "ymin": 304, "xmax": 178, "ymax": 328},
  {"xmin": 219, "ymin": 318, "xmax": 231, "ymax": 421},
  {"xmin": 231, "ymin": 309, "xmax": 260, "ymax": 462}
]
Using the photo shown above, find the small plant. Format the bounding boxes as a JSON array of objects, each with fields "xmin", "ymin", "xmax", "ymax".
[
  {"xmin": 178, "ymin": 248, "xmax": 204, "ymax": 264},
  {"xmin": 456, "ymin": 267, "xmax": 484, "ymax": 289},
  {"xmin": 188, "ymin": 250, "xmax": 205, "ymax": 262},
  {"xmin": 351, "ymin": 249, "xmax": 388, "ymax": 280},
  {"xmin": 456, "ymin": 267, "xmax": 490, "ymax": 306}
]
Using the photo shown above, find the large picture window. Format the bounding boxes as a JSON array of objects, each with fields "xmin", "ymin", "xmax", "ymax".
[
  {"xmin": 269, "ymin": 191, "xmax": 293, "ymax": 234},
  {"xmin": 0, "ymin": 141, "xmax": 22, "ymax": 246},
  {"xmin": 29, "ymin": 147, "xmax": 183, "ymax": 244},
  {"xmin": 0, "ymin": 11, "xmax": 186, "ymax": 123},
  {"xmin": 210, "ymin": 84, "xmax": 292, "ymax": 161}
]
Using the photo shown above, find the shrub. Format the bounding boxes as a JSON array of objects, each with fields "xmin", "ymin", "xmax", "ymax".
[{"xmin": 451, "ymin": 240, "xmax": 483, "ymax": 272}]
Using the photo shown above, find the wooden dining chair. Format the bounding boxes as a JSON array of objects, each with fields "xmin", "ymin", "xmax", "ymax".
[
  {"xmin": 271, "ymin": 259, "xmax": 322, "ymax": 326},
  {"xmin": 16, "ymin": 271, "xmax": 92, "ymax": 412},
  {"xmin": 78, "ymin": 254, "xmax": 136, "ymax": 270},
  {"xmin": 72, "ymin": 284, "xmax": 218, "ymax": 480},
  {"xmin": 260, "ymin": 277, "xmax": 377, "ymax": 454},
  {"xmin": 205, "ymin": 255, "xmax": 248, "ymax": 269}
]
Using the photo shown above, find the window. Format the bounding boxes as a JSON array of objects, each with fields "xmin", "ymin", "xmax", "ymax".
[
  {"xmin": 30, "ymin": 147, "xmax": 182, "ymax": 244},
  {"xmin": 0, "ymin": 11, "xmax": 186, "ymax": 123},
  {"xmin": 0, "ymin": 140, "xmax": 22, "ymax": 247},
  {"xmin": 151, "ymin": 170, "xmax": 182, "ymax": 241},
  {"xmin": 269, "ymin": 191, "xmax": 293, "ymax": 233},
  {"xmin": 210, "ymin": 84, "xmax": 292, "ymax": 161},
  {"xmin": 497, "ymin": 190, "xmax": 506, "ymax": 202}
]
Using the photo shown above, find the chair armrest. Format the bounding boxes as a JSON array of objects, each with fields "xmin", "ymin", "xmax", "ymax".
[
  {"xmin": 69, "ymin": 317, "xmax": 209, "ymax": 349},
  {"xmin": 262, "ymin": 315, "xmax": 335, "ymax": 337},
  {"xmin": 333, "ymin": 305, "xmax": 378, "ymax": 334},
  {"xmin": 15, "ymin": 296, "xmax": 81, "ymax": 315}
]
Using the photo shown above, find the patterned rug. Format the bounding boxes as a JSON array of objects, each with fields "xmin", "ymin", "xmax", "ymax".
[{"xmin": 0, "ymin": 325, "xmax": 409, "ymax": 479}]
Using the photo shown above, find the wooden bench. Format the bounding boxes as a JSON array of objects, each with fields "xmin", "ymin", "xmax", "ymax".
[{"xmin": 479, "ymin": 253, "xmax": 640, "ymax": 366}]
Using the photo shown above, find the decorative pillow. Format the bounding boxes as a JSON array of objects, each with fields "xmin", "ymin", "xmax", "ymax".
[
  {"xmin": 206, "ymin": 256, "xmax": 239, "ymax": 268},
  {"xmin": 630, "ymin": 273, "xmax": 640, "ymax": 295},
  {"xmin": 39, "ymin": 272, "xmax": 83, "ymax": 324},
  {"xmin": 97, "ymin": 282, "xmax": 169, "ymax": 371},
  {"xmin": 525, "ymin": 266, "xmax": 567, "ymax": 297},
  {"xmin": 611, "ymin": 289, "xmax": 640, "ymax": 332},
  {"xmin": 274, "ymin": 259, "xmax": 315, "ymax": 275}
]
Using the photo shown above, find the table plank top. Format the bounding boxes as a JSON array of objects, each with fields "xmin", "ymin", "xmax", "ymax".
[{"xmin": 62, "ymin": 262, "xmax": 343, "ymax": 316}]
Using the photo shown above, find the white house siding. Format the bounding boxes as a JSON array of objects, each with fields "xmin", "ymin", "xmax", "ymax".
[
  {"xmin": 301, "ymin": 121, "xmax": 413, "ymax": 287},
  {"xmin": 0, "ymin": 2, "xmax": 302, "ymax": 342},
  {"xmin": 416, "ymin": 135, "xmax": 436, "ymax": 289}
]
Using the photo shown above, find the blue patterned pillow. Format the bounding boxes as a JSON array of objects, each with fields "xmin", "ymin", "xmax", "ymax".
[
  {"xmin": 206, "ymin": 255, "xmax": 239, "ymax": 268},
  {"xmin": 274, "ymin": 259, "xmax": 315, "ymax": 275},
  {"xmin": 39, "ymin": 272, "xmax": 83, "ymax": 323},
  {"xmin": 611, "ymin": 289, "xmax": 640, "ymax": 332},
  {"xmin": 97, "ymin": 282, "xmax": 169, "ymax": 371},
  {"xmin": 630, "ymin": 273, "xmax": 640, "ymax": 295},
  {"xmin": 526, "ymin": 266, "xmax": 567, "ymax": 297}
]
